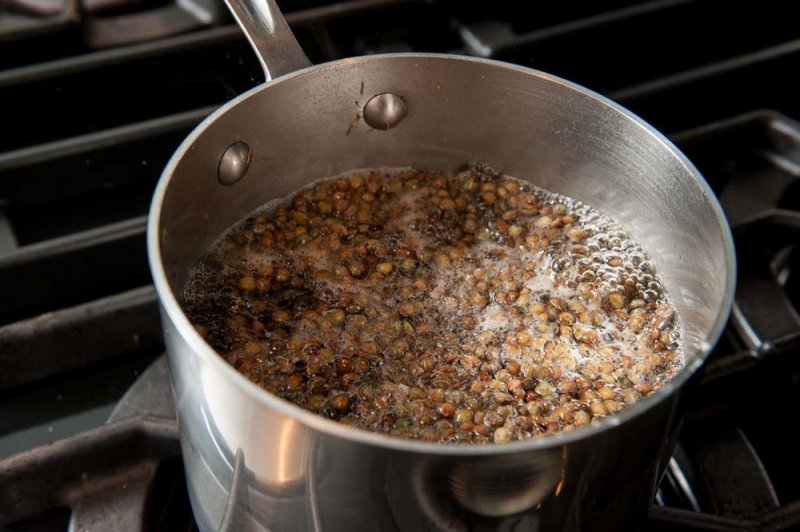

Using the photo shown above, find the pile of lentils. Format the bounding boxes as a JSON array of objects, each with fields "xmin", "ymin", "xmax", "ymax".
[{"xmin": 183, "ymin": 165, "xmax": 682, "ymax": 444}]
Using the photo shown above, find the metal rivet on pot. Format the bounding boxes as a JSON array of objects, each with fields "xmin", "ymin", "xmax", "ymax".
[
  {"xmin": 363, "ymin": 93, "xmax": 407, "ymax": 130},
  {"xmin": 218, "ymin": 142, "xmax": 251, "ymax": 185}
]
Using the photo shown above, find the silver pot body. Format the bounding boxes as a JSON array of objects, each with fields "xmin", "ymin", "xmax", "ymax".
[{"xmin": 148, "ymin": 49, "xmax": 734, "ymax": 531}]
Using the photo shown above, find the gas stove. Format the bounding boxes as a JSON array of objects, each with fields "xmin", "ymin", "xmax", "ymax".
[{"xmin": 1, "ymin": 1, "xmax": 799, "ymax": 531}]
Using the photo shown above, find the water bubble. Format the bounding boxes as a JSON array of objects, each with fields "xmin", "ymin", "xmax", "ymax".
[
  {"xmin": 640, "ymin": 261, "xmax": 655, "ymax": 274},
  {"xmin": 553, "ymin": 257, "xmax": 572, "ymax": 272},
  {"xmin": 602, "ymin": 272, "xmax": 619, "ymax": 284},
  {"xmin": 629, "ymin": 253, "xmax": 644, "ymax": 267},
  {"xmin": 647, "ymin": 280, "xmax": 662, "ymax": 293}
]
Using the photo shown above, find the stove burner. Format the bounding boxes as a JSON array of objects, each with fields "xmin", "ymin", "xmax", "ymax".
[{"xmin": 676, "ymin": 112, "xmax": 800, "ymax": 357}]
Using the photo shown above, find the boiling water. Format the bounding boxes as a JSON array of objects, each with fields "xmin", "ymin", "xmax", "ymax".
[{"xmin": 183, "ymin": 165, "xmax": 682, "ymax": 443}]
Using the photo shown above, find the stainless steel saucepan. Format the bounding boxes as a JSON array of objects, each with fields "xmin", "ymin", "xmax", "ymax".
[{"xmin": 147, "ymin": 0, "xmax": 735, "ymax": 529}]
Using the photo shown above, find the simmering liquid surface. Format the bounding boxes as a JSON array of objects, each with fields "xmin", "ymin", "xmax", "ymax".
[{"xmin": 183, "ymin": 165, "xmax": 682, "ymax": 443}]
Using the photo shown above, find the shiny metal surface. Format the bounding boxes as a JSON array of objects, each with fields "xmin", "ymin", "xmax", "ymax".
[
  {"xmin": 220, "ymin": 0, "xmax": 310, "ymax": 80},
  {"xmin": 363, "ymin": 92, "xmax": 409, "ymax": 130},
  {"xmin": 217, "ymin": 141, "xmax": 252, "ymax": 185},
  {"xmin": 148, "ymin": 2, "xmax": 734, "ymax": 529}
]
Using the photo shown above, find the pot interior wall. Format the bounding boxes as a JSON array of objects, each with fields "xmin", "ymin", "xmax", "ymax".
[{"xmin": 156, "ymin": 54, "xmax": 731, "ymax": 364}]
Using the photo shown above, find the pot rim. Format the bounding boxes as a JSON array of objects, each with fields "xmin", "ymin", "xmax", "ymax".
[{"xmin": 147, "ymin": 52, "xmax": 736, "ymax": 455}]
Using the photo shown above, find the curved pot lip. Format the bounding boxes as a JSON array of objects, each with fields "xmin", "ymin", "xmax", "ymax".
[{"xmin": 147, "ymin": 52, "xmax": 736, "ymax": 456}]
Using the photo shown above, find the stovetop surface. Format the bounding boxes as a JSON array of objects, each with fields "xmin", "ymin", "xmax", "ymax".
[{"xmin": 1, "ymin": 1, "xmax": 800, "ymax": 531}]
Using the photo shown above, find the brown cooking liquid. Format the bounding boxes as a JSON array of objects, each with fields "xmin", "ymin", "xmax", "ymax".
[{"xmin": 183, "ymin": 165, "xmax": 682, "ymax": 443}]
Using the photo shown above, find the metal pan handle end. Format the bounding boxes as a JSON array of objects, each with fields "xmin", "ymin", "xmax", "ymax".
[{"xmin": 222, "ymin": 0, "xmax": 311, "ymax": 81}]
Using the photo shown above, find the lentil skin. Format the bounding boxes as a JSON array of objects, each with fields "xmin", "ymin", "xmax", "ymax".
[{"xmin": 183, "ymin": 165, "xmax": 683, "ymax": 444}]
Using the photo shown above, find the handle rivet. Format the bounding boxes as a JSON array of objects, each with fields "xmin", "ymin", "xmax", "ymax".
[
  {"xmin": 363, "ymin": 93, "xmax": 407, "ymax": 130},
  {"xmin": 218, "ymin": 142, "xmax": 251, "ymax": 185}
]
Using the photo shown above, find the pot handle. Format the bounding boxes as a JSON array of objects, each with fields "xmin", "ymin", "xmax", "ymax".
[{"xmin": 222, "ymin": 0, "xmax": 312, "ymax": 81}]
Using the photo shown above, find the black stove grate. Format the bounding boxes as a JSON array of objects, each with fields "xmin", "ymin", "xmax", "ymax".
[{"xmin": 2, "ymin": 1, "xmax": 800, "ymax": 530}]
